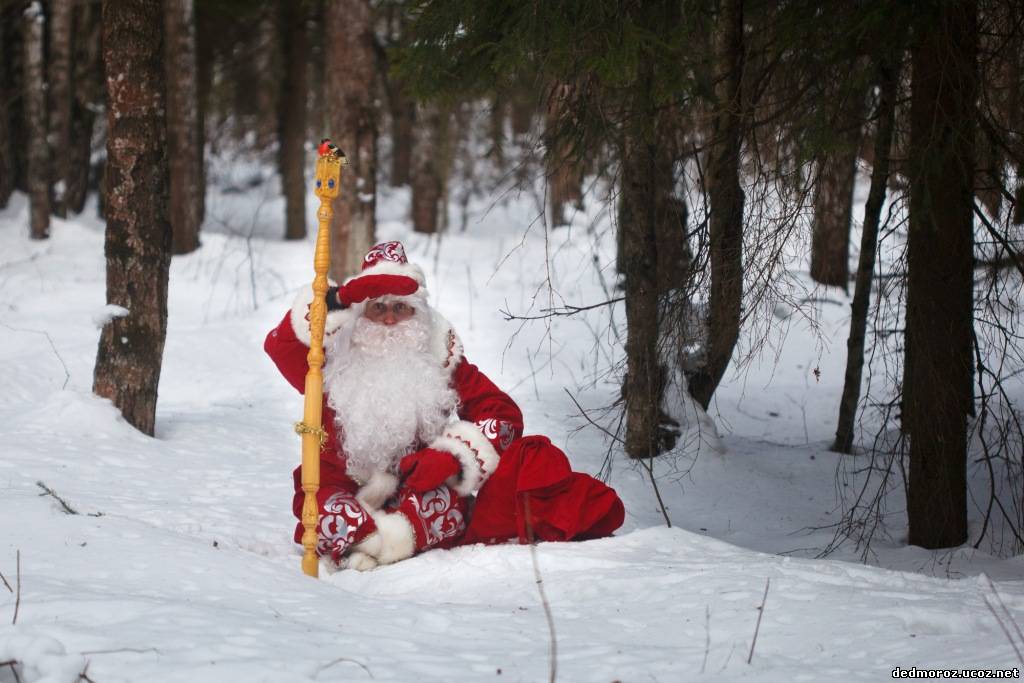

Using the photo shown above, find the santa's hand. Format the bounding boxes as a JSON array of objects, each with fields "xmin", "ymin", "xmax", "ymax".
[
  {"xmin": 398, "ymin": 448, "xmax": 461, "ymax": 492},
  {"xmin": 337, "ymin": 274, "xmax": 419, "ymax": 306}
]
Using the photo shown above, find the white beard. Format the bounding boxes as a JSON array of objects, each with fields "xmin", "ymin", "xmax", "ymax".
[{"xmin": 324, "ymin": 313, "xmax": 459, "ymax": 485}]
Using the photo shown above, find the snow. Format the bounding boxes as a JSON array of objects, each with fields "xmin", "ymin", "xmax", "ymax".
[{"xmin": 1, "ymin": 153, "xmax": 1023, "ymax": 682}]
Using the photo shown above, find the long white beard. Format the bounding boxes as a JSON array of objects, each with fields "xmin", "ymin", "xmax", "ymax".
[{"xmin": 324, "ymin": 313, "xmax": 458, "ymax": 484}]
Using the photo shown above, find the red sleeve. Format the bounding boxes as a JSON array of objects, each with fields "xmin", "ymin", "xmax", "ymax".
[
  {"xmin": 264, "ymin": 311, "xmax": 310, "ymax": 394},
  {"xmin": 452, "ymin": 358, "xmax": 524, "ymax": 454}
]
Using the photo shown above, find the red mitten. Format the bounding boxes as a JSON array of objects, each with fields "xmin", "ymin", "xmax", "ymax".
[
  {"xmin": 338, "ymin": 274, "xmax": 419, "ymax": 306},
  {"xmin": 399, "ymin": 448, "xmax": 462, "ymax": 492}
]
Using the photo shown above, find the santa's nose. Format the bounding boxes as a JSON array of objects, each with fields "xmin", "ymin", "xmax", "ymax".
[{"xmin": 381, "ymin": 311, "xmax": 398, "ymax": 325}]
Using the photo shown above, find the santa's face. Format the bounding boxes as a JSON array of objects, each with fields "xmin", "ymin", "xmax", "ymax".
[{"xmin": 363, "ymin": 299, "xmax": 416, "ymax": 325}]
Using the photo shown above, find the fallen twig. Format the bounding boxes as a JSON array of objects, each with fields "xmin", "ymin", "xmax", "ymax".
[
  {"xmin": 0, "ymin": 322, "xmax": 70, "ymax": 390},
  {"xmin": 36, "ymin": 481, "xmax": 78, "ymax": 515},
  {"xmin": 314, "ymin": 656, "xmax": 374, "ymax": 679},
  {"xmin": 76, "ymin": 662, "xmax": 96, "ymax": 682},
  {"xmin": 983, "ymin": 575, "xmax": 1024, "ymax": 667},
  {"xmin": 524, "ymin": 496, "xmax": 557, "ymax": 683},
  {"xmin": 1, "ymin": 659, "xmax": 23, "ymax": 683},
  {"xmin": 747, "ymin": 578, "xmax": 770, "ymax": 665},
  {"xmin": 700, "ymin": 605, "xmax": 711, "ymax": 675},
  {"xmin": 79, "ymin": 647, "xmax": 161, "ymax": 656},
  {"xmin": 640, "ymin": 457, "xmax": 672, "ymax": 529},
  {"xmin": 0, "ymin": 568, "xmax": 11, "ymax": 592},
  {"xmin": 12, "ymin": 550, "xmax": 20, "ymax": 625}
]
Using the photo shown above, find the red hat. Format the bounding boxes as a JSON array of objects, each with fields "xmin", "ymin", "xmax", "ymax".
[{"xmin": 346, "ymin": 240, "xmax": 427, "ymax": 297}]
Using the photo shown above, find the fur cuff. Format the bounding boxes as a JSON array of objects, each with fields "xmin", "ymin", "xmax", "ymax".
[
  {"xmin": 356, "ymin": 470, "xmax": 400, "ymax": 511},
  {"xmin": 289, "ymin": 282, "xmax": 359, "ymax": 346},
  {"xmin": 429, "ymin": 420, "xmax": 501, "ymax": 496},
  {"xmin": 364, "ymin": 511, "xmax": 417, "ymax": 565}
]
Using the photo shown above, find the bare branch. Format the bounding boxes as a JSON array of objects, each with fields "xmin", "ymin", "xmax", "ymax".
[
  {"xmin": 36, "ymin": 481, "xmax": 79, "ymax": 515},
  {"xmin": 747, "ymin": 577, "xmax": 771, "ymax": 665},
  {"xmin": 500, "ymin": 297, "xmax": 624, "ymax": 322},
  {"xmin": 13, "ymin": 550, "xmax": 20, "ymax": 625},
  {"xmin": 315, "ymin": 657, "xmax": 374, "ymax": 679},
  {"xmin": 1, "ymin": 660, "xmax": 23, "ymax": 683},
  {"xmin": 523, "ymin": 497, "xmax": 557, "ymax": 683}
]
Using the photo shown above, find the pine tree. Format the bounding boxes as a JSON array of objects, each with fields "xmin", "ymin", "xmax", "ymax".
[
  {"xmin": 23, "ymin": 1, "xmax": 49, "ymax": 239},
  {"xmin": 164, "ymin": 0, "xmax": 203, "ymax": 254},
  {"xmin": 93, "ymin": 0, "xmax": 172, "ymax": 437},
  {"xmin": 48, "ymin": 0, "xmax": 74, "ymax": 217},
  {"xmin": 278, "ymin": 0, "xmax": 308, "ymax": 241},
  {"xmin": 0, "ymin": 4, "xmax": 14, "ymax": 209},
  {"xmin": 65, "ymin": 1, "xmax": 103, "ymax": 216},
  {"xmin": 325, "ymin": 0, "xmax": 377, "ymax": 278},
  {"xmin": 904, "ymin": 0, "xmax": 977, "ymax": 549}
]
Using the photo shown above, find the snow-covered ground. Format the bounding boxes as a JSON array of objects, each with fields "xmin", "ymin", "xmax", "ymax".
[{"xmin": 2, "ymin": 148, "xmax": 1023, "ymax": 682}]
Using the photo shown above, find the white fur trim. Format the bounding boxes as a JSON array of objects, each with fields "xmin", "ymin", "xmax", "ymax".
[
  {"xmin": 348, "ymin": 260, "xmax": 427, "ymax": 289},
  {"xmin": 429, "ymin": 420, "xmax": 500, "ymax": 496},
  {"xmin": 319, "ymin": 555, "xmax": 342, "ymax": 575},
  {"xmin": 289, "ymin": 282, "xmax": 359, "ymax": 346},
  {"xmin": 359, "ymin": 511, "xmax": 416, "ymax": 565},
  {"xmin": 356, "ymin": 470, "xmax": 400, "ymax": 511},
  {"xmin": 428, "ymin": 312, "xmax": 464, "ymax": 372},
  {"xmin": 345, "ymin": 551, "xmax": 379, "ymax": 572}
]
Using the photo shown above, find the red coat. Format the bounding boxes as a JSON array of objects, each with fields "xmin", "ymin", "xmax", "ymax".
[
  {"xmin": 263, "ymin": 293, "xmax": 524, "ymax": 501},
  {"xmin": 265, "ymin": 288, "xmax": 624, "ymax": 550}
]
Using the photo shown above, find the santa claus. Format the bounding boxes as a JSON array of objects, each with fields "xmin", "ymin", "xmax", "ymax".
[{"xmin": 265, "ymin": 241, "xmax": 624, "ymax": 571}]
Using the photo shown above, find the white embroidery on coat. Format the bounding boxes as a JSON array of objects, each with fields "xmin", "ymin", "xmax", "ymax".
[
  {"xmin": 410, "ymin": 488, "xmax": 465, "ymax": 546},
  {"xmin": 476, "ymin": 418, "xmax": 516, "ymax": 450},
  {"xmin": 317, "ymin": 492, "xmax": 368, "ymax": 557}
]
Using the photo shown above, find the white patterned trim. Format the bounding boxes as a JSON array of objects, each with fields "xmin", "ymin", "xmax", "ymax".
[
  {"xmin": 428, "ymin": 420, "xmax": 500, "ymax": 496},
  {"xmin": 289, "ymin": 282, "xmax": 359, "ymax": 346}
]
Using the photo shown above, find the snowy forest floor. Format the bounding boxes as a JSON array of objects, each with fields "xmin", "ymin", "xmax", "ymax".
[{"xmin": 2, "ymin": 150, "xmax": 1024, "ymax": 681}]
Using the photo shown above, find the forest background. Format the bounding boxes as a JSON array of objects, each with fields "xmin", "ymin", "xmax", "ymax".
[{"xmin": 2, "ymin": 0, "xmax": 1024, "ymax": 572}]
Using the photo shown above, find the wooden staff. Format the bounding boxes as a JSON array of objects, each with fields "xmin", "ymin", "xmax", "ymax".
[{"xmin": 295, "ymin": 140, "xmax": 345, "ymax": 577}]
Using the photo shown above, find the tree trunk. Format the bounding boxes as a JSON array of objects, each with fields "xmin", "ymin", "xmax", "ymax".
[
  {"xmin": 810, "ymin": 123, "xmax": 860, "ymax": 290},
  {"xmin": 488, "ymin": 94, "xmax": 506, "ymax": 171},
  {"xmin": 411, "ymin": 103, "xmax": 449, "ymax": 235},
  {"xmin": 48, "ymin": 0, "xmax": 74, "ymax": 217},
  {"xmin": 833, "ymin": 56, "xmax": 902, "ymax": 455},
  {"xmin": 546, "ymin": 83, "xmax": 583, "ymax": 227},
  {"xmin": 3, "ymin": 4, "xmax": 28, "ymax": 197},
  {"xmin": 510, "ymin": 88, "xmax": 533, "ymax": 138},
  {"xmin": 93, "ymin": 0, "xmax": 172, "ymax": 437},
  {"xmin": 325, "ymin": 0, "xmax": 377, "ymax": 279},
  {"xmin": 687, "ymin": 0, "xmax": 745, "ymax": 409},
  {"xmin": 23, "ymin": 2, "xmax": 50, "ymax": 239},
  {"xmin": 164, "ymin": 0, "xmax": 203, "ymax": 255},
  {"xmin": 65, "ymin": 1, "xmax": 102, "ymax": 216},
  {"xmin": 390, "ymin": 85, "xmax": 414, "ymax": 187},
  {"xmin": 620, "ymin": 132, "xmax": 663, "ymax": 459},
  {"xmin": 0, "ymin": 6, "xmax": 14, "ymax": 209},
  {"xmin": 905, "ymin": 0, "xmax": 976, "ymax": 549},
  {"xmin": 278, "ymin": 0, "xmax": 308, "ymax": 241}
]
